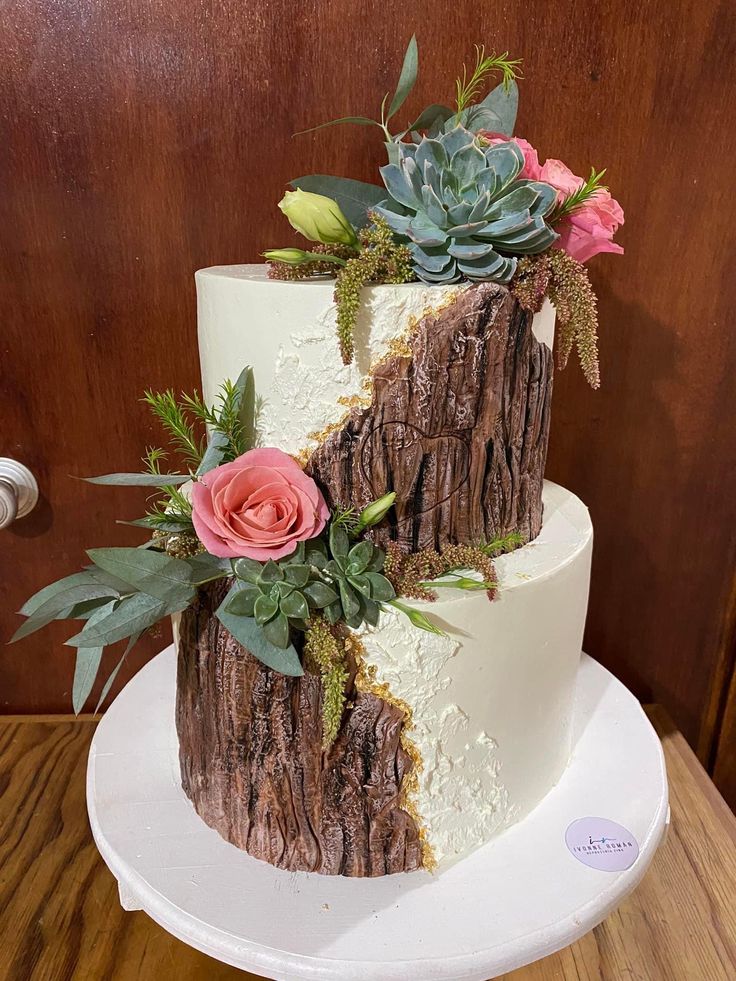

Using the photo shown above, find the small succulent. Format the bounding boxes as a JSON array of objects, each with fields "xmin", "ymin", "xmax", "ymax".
[
  {"xmin": 225, "ymin": 520, "xmax": 396, "ymax": 647},
  {"xmin": 314, "ymin": 524, "xmax": 395, "ymax": 629},
  {"xmin": 374, "ymin": 126, "xmax": 558, "ymax": 284},
  {"xmin": 227, "ymin": 542, "xmax": 338, "ymax": 648}
]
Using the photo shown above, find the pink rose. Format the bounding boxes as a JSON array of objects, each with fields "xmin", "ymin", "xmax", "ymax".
[
  {"xmin": 554, "ymin": 192, "xmax": 625, "ymax": 263},
  {"xmin": 191, "ymin": 448, "xmax": 329, "ymax": 560},
  {"xmin": 539, "ymin": 158, "xmax": 584, "ymax": 199},
  {"xmin": 538, "ymin": 158, "xmax": 624, "ymax": 263},
  {"xmin": 480, "ymin": 132, "xmax": 542, "ymax": 180}
]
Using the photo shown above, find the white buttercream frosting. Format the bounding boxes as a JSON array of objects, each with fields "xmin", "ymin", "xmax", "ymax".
[
  {"xmin": 355, "ymin": 481, "xmax": 592, "ymax": 866},
  {"xmin": 196, "ymin": 265, "xmax": 554, "ymax": 457}
]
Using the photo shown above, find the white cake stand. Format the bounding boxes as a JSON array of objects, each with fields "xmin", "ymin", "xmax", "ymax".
[{"xmin": 87, "ymin": 646, "xmax": 668, "ymax": 981}]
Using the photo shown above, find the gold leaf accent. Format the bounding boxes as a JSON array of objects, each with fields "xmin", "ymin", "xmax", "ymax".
[{"xmin": 346, "ymin": 634, "xmax": 438, "ymax": 872}]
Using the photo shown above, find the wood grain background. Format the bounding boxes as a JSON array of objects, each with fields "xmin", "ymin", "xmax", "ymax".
[{"xmin": 1, "ymin": 1, "xmax": 735, "ymax": 798}]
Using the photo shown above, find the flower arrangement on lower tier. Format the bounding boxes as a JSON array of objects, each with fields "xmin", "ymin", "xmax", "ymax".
[
  {"xmin": 264, "ymin": 37, "xmax": 623, "ymax": 388},
  {"xmin": 10, "ymin": 369, "xmax": 520, "ymax": 743}
]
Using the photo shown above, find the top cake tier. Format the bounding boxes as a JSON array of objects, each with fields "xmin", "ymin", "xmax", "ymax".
[
  {"xmin": 196, "ymin": 264, "xmax": 556, "ymax": 551},
  {"xmin": 197, "ymin": 265, "xmax": 554, "ymax": 453}
]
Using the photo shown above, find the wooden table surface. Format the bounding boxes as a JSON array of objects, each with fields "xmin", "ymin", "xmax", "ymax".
[{"xmin": 1, "ymin": 706, "xmax": 735, "ymax": 981}]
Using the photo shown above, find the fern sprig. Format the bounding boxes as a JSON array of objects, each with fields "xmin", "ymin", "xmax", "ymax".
[{"xmin": 455, "ymin": 47, "xmax": 523, "ymax": 113}]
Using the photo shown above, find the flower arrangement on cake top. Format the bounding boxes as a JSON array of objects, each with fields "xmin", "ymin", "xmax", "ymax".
[{"xmin": 265, "ymin": 37, "xmax": 623, "ymax": 386}]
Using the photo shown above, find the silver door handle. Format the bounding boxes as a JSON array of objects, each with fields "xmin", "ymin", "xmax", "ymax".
[{"xmin": 0, "ymin": 459, "xmax": 39, "ymax": 529}]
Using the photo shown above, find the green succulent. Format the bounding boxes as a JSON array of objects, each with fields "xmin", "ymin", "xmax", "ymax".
[
  {"xmin": 311, "ymin": 524, "xmax": 395, "ymax": 629},
  {"xmin": 374, "ymin": 125, "xmax": 558, "ymax": 284},
  {"xmin": 228, "ymin": 542, "xmax": 337, "ymax": 649}
]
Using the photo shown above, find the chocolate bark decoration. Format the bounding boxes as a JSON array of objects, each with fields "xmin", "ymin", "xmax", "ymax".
[
  {"xmin": 306, "ymin": 283, "xmax": 554, "ymax": 552},
  {"xmin": 175, "ymin": 581, "xmax": 423, "ymax": 876}
]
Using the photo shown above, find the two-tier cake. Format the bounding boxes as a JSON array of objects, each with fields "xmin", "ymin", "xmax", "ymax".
[
  {"xmin": 175, "ymin": 267, "xmax": 592, "ymax": 873},
  {"xmin": 13, "ymin": 36, "xmax": 622, "ymax": 881}
]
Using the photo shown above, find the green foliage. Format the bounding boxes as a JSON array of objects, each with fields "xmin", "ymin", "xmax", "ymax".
[
  {"xmin": 550, "ymin": 168, "xmax": 608, "ymax": 225},
  {"xmin": 82, "ymin": 471, "xmax": 191, "ymax": 486},
  {"xmin": 138, "ymin": 367, "xmax": 257, "ymax": 531},
  {"xmin": 512, "ymin": 251, "xmax": 601, "ymax": 388},
  {"xmin": 13, "ymin": 545, "xmax": 233, "ymax": 714},
  {"xmin": 319, "ymin": 524, "xmax": 395, "ymax": 628},
  {"xmin": 455, "ymin": 47, "xmax": 522, "ymax": 113},
  {"xmin": 333, "ymin": 217, "xmax": 414, "ymax": 363},
  {"xmin": 85, "ymin": 547, "xmax": 197, "ymax": 605},
  {"xmin": 375, "ymin": 126, "xmax": 557, "ymax": 285},
  {"xmin": 294, "ymin": 36, "xmax": 520, "ymax": 151},
  {"xmin": 227, "ymin": 543, "xmax": 325, "ymax": 649},
  {"xmin": 143, "ymin": 390, "xmax": 204, "ymax": 470},
  {"xmin": 215, "ymin": 582, "xmax": 304, "ymax": 675}
]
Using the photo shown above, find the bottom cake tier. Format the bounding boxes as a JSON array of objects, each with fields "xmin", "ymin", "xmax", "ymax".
[{"xmin": 174, "ymin": 481, "xmax": 592, "ymax": 876}]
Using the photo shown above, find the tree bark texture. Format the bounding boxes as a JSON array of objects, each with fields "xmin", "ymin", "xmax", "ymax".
[
  {"xmin": 175, "ymin": 581, "xmax": 423, "ymax": 876},
  {"xmin": 306, "ymin": 283, "xmax": 554, "ymax": 553}
]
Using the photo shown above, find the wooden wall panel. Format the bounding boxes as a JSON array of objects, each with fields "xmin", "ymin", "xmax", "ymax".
[{"xmin": 1, "ymin": 0, "xmax": 735, "ymax": 792}]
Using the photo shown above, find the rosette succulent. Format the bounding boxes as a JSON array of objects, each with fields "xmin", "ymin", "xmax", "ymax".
[{"xmin": 374, "ymin": 126, "xmax": 558, "ymax": 284}]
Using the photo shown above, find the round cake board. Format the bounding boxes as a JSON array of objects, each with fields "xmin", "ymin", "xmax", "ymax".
[{"xmin": 87, "ymin": 647, "xmax": 668, "ymax": 981}]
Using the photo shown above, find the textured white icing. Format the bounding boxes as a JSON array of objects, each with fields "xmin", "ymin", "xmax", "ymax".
[
  {"xmin": 194, "ymin": 264, "xmax": 583, "ymax": 869},
  {"xmin": 355, "ymin": 481, "xmax": 592, "ymax": 867},
  {"xmin": 196, "ymin": 265, "xmax": 554, "ymax": 456}
]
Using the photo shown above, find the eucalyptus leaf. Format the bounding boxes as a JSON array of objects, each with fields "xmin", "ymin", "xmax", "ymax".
[
  {"xmin": 289, "ymin": 175, "xmax": 386, "ymax": 229},
  {"xmin": 94, "ymin": 632, "xmax": 141, "ymax": 713},
  {"xmin": 118, "ymin": 516, "xmax": 194, "ymax": 533},
  {"xmin": 215, "ymin": 584, "xmax": 303, "ymax": 675},
  {"xmin": 404, "ymin": 103, "xmax": 454, "ymax": 135},
  {"xmin": 11, "ymin": 582, "xmax": 121, "ymax": 643},
  {"xmin": 235, "ymin": 365, "xmax": 256, "ymax": 452},
  {"xmin": 71, "ymin": 601, "xmax": 117, "ymax": 714},
  {"xmin": 184, "ymin": 552, "xmax": 232, "ymax": 584},
  {"xmin": 72, "ymin": 645, "xmax": 105, "ymax": 715},
  {"xmin": 196, "ymin": 428, "xmax": 229, "ymax": 476},
  {"xmin": 87, "ymin": 547, "xmax": 196, "ymax": 604},
  {"xmin": 20, "ymin": 571, "xmax": 117, "ymax": 617},
  {"xmin": 65, "ymin": 592, "xmax": 180, "ymax": 648},
  {"xmin": 387, "ymin": 35, "xmax": 418, "ymax": 120},
  {"xmin": 474, "ymin": 79, "xmax": 519, "ymax": 136},
  {"xmin": 295, "ymin": 116, "xmax": 383, "ymax": 136},
  {"xmin": 81, "ymin": 473, "xmax": 190, "ymax": 486},
  {"xmin": 63, "ymin": 597, "xmax": 119, "ymax": 620}
]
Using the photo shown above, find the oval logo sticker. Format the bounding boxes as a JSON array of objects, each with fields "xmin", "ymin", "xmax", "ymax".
[{"xmin": 565, "ymin": 817, "xmax": 639, "ymax": 871}]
